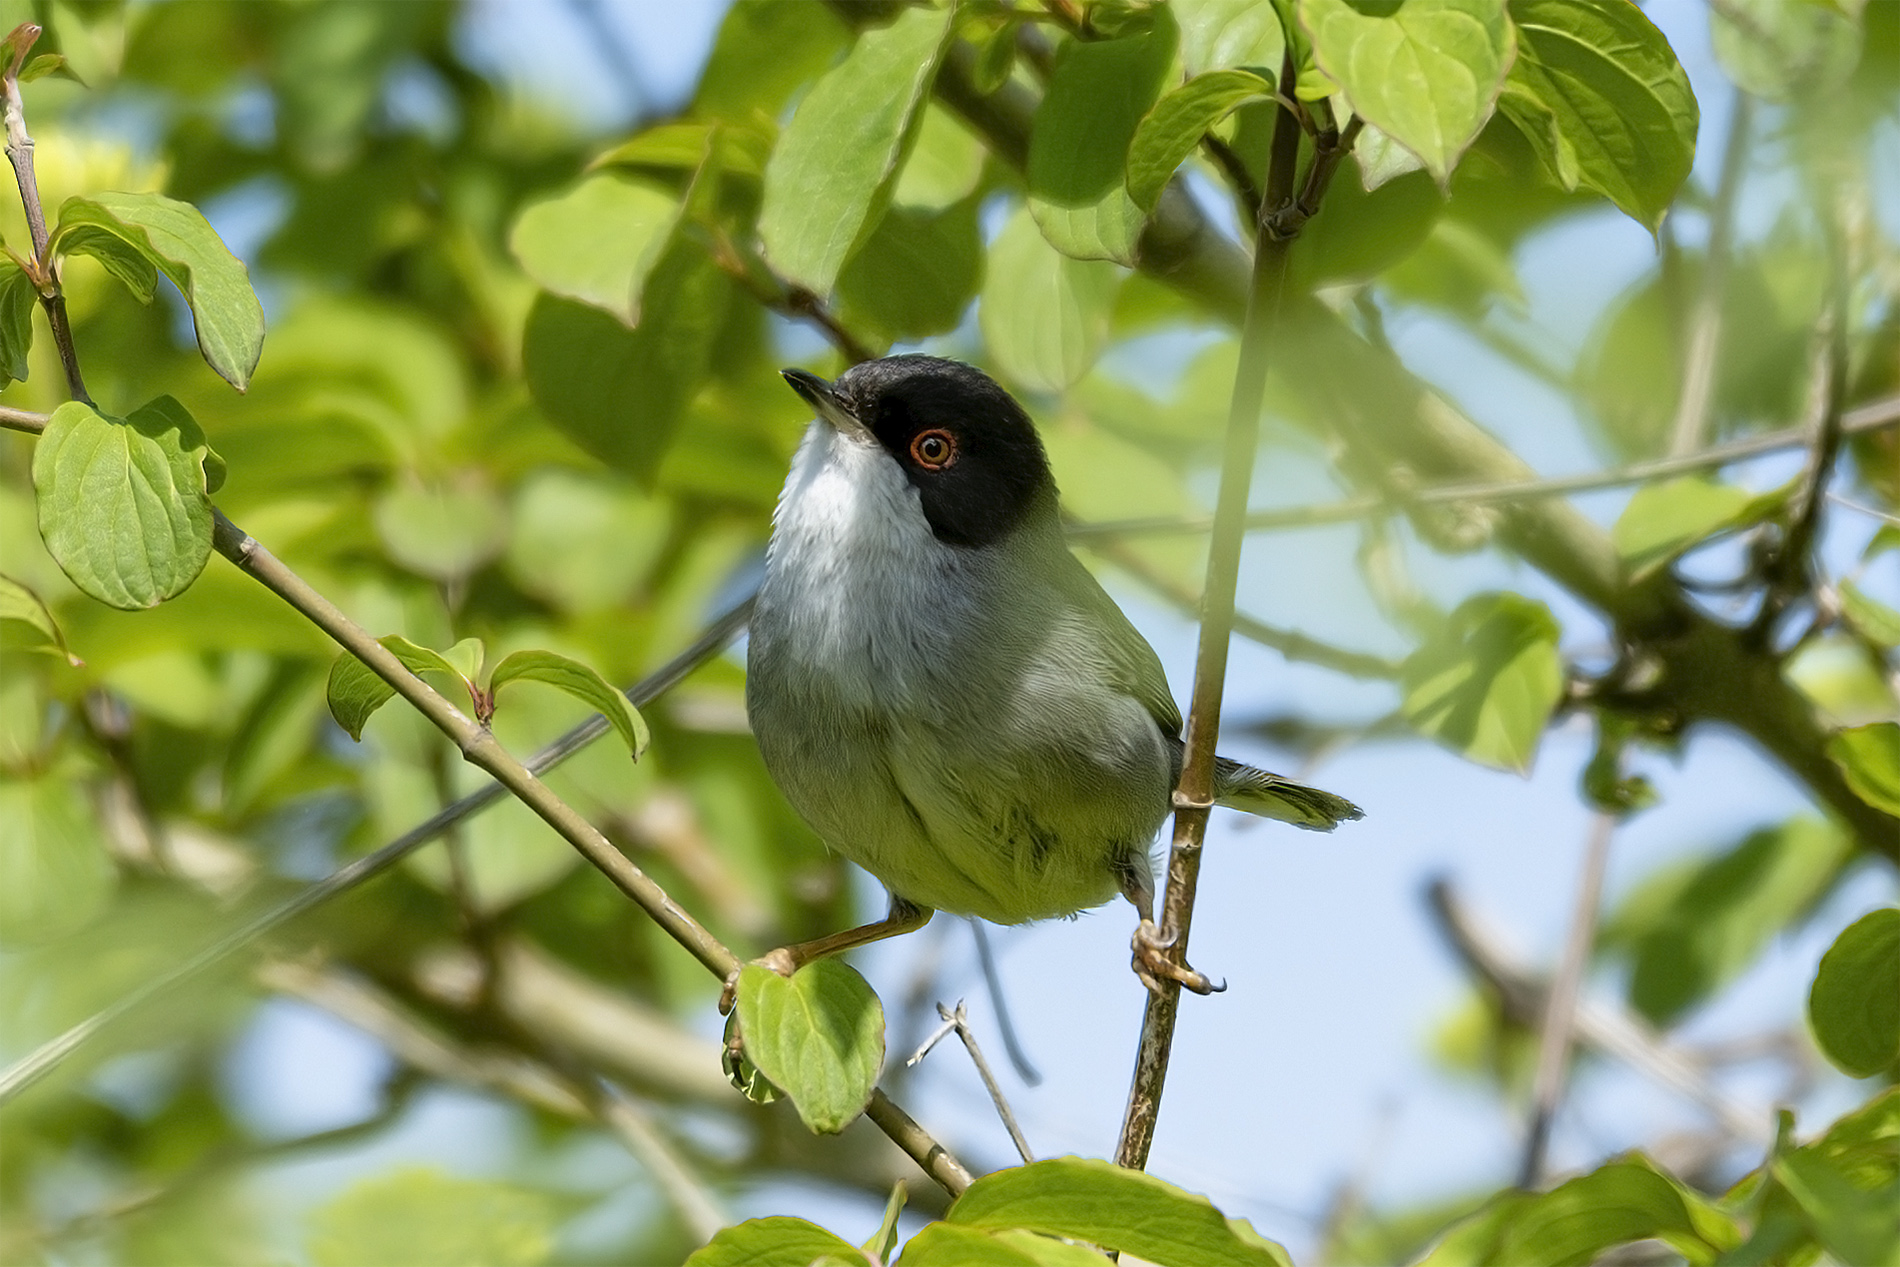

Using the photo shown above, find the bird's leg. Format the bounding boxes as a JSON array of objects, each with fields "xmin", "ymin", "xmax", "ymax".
[
  {"xmin": 719, "ymin": 894, "xmax": 934, "ymax": 1013},
  {"xmin": 1118, "ymin": 862, "xmax": 1225, "ymax": 997}
]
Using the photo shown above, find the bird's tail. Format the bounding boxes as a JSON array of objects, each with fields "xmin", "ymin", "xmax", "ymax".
[{"xmin": 1213, "ymin": 757, "xmax": 1363, "ymax": 830}]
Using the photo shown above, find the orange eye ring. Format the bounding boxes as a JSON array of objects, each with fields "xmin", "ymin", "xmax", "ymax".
[{"xmin": 910, "ymin": 429, "xmax": 957, "ymax": 471}]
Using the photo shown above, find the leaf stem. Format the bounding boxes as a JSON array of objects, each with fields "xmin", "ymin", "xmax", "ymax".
[{"xmin": 1115, "ymin": 50, "xmax": 1309, "ymax": 1173}]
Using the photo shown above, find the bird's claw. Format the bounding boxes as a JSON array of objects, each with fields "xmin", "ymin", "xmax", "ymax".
[
  {"xmin": 718, "ymin": 947, "xmax": 800, "ymax": 1015},
  {"xmin": 1130, "ymin": 919, "xmax": 1226, "ymax": 996}
]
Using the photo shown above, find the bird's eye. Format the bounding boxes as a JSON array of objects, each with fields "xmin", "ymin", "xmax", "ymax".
[{"xmin": 910, "ymin": 429, "xmax": 957, "ymax": 470}]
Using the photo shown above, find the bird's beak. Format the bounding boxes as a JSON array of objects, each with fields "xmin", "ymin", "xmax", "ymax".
[{"xmin": 781, "ymin": 368, "xmax": 868, "ymax": 438}]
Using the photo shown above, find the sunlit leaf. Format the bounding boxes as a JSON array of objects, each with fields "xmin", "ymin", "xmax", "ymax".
[
  {"xmin": 1497, "ymin": 0, "xmax": 1699, "ymax": 232},
  {"xmin": 695, "ymin": 0, "xmax": 850, "ymax": 125},
  {"xmin": 1809, "ymin": 907, "xmax": 1900, "ymax": 1078},
  {"xmin": 1828, "ymin": 722, "xmax": 1900, "ymax": 816},
  {"xmin": 31, "ymin": 398, "xmax": 215, "ymax": 610},
  {"xmin": 49, "ymin": 191, "xmax": 266, "ymax": 391},
  {"xmin": 488, "ymin": 648, "xmax": 648, "ymax": 759},
  {"xmin": 589, "ymin": 120, "xmax": 773, "ymax": 181},
  {"xmin": 979, "ymin": 206, "xmax": 1120, "ymax": 394},
  {"xmin": 306, "ymin": 1168, "xmax": 559, "ymax": 1267},
  {"xmin": 1177, "ymin": 0, "xmax": 1286, "ymax": 76},
  {"xmin": 1840, "ymin": 580, "xmax": 1900, "ymax": 648},
  {"xmin": 1774, "ymin": 1144, "xmax": 1900, "ymax": 1267},
  {"xmin": 948, "ymin": 1156, "xmax": 1291, "ymax": 1267},
  {"xmin": 1298, "ymin": 0, "xmax": 1514, "ymax": 184},
  {"xmin": 758, "ymin": 3, "xmax": 955, "ymax": 294},
  {"xmin": 863, "ymin": 1183, "xmax": 907, "ymax": 1262},
  {"xmin": 893, "ymin": 105, "xmax": 986, "ymax": 211},
  {"xmin": 0, "ymin": 573, "xmax": 79, "ymax": 665},
  {"xmin": 1611, "ymin": 476, "xmax": 1786, "ymax": 580},
  {"xmin": 1401, "ymin": 592, "xmax": 1563, "ymax": 773},
  {"xmin": 1126, "ymin": 68, "xmax": 1275, "ymax": 213},
  {"xmin": 508, "ymin": 174, "xmax": 678, "ymax": 323},
  {"xmin": 325, "ymin": 634, "xmax": 474, "ymax": 742},
  {"xmin": 0, "ymin": 774, "xmax": 116, "ymax": 946},
  {"xmin": 902, "ymin": 1222, "xmax": 1118, "ymax": 1266},
  {"xmin": 683, "ymin": 1217, "xmax": 862, "ymax": 1267},
  {"xmin": 1028, "ymin": 5, "xmax": 1178, "ymax": 263},
  {"xmin": 734, "ymin": 959, "xmax": 883, "ymax": 1134}
]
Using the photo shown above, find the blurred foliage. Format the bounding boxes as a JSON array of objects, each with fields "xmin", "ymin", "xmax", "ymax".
[{"xmin": 0, "ymin": 0, "xmax": 1896, "ymax": 1263}]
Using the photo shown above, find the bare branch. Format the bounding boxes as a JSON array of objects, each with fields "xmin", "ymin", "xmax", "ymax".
[
  {"xmin": 908, "ymin": 1001, "xmax": 1034, "ymax": 1165},
  {"xmin": 1667, "ymin": 94, "xmax": 1752, "ymax": 457},
  {"xmin": 2, "ymin": 25, "xmax": 89, "ymax": 403}
]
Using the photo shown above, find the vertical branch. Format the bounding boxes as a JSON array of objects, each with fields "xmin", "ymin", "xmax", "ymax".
[
  {"xmin": 1, "ymin": 23, "xmax": 89, "ymax": 404},
  {"xmin": 1115, "ymin": 52, "xmax": 1306, "ymax": 1172},
  {"xmin": 1519, "ymin": 812, "xmax": 1615, "ymax": 1188},
  {"xmin": 1666, "ymin": 93, "xmax": 1752, "ymax": 457}
]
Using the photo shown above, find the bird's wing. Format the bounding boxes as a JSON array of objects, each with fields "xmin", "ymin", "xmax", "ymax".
[{"xmin": 1051, "ymin": 547, "xmax": 1183, "ymax": 739}]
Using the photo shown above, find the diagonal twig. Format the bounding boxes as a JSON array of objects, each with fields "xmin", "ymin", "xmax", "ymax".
[{"xmin": 908, "ymin": 1000, "xmax": 1034, "ymax": 1164}]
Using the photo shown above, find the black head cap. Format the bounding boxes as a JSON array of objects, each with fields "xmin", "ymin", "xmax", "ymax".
[{"xmin": 825, "ymin": 355, "xmax": 1055, "ymax": 548}]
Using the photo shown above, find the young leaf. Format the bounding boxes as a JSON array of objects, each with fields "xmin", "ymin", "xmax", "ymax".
[
  {"xmin": 508, "ymin": 174, "xmax": 679, "ymax": 323},
  {"xmin": 31, "ymin": 398, "xmax": 216, "ymax": 610},
  {"xmin": 1840, "ymin": 580, "xmax": 1900, "ymax": 648},
  {"xmin": 1298, "ymin": 0, "xmax": 1515, "ymax": 185},
  {"xmin": 734, "ymin": 959, "xmax": 884, "ymax": 1135},
  {"xmin": 1126, "ymin": 68, "xmax": 1276, "ymax": 212},
  {"xmin": 0, "ymin": 574, "xmax": 79, "ymax": 665},
  {"xmin": 487, "ymin": 649, "xmax": 649, "ymax": 759},
  {"xmin": 1417, "ymin": 1154, "xmax": 1740, "ymax": 1266},
  {"xmin": 1826, "ymin": 722, "xmax": 1900, "ymax": 817},
  {"xmin": 0, "ymin": 260, "xmax": 38, "ymax": 385},
  {"xmin": 49, "ymin": 192, "xmax": 266, "ymax": 391},
  {"xmin": 1401, "ymin": 592, "xmax": 1563, "ymax": 773},
  {"xmin": 326, "ymin": 635, "xmax": 474, "ymax": 741},
  {"xmin": 947, "ymin": 1156, "xmax": 1291, "ymax": 1267},
  {"xmin": 1808, "ymin": 908, "xmax": 1900, "ymax": 1078},
  {"xmin": 1028, "ymin": 5, "xmax": 1178, "ymax": 263},
  {"xmin": 863, "ymin": 1183, "xmax": 907, "ymax": 1263},
  {"xmin": 683, "ymin": 1217, "xmax": 863, "ymax": 1267},
  {"xmin": 18, "ymin": 53, "xmax": 68, "ymax": 84},
  {"xmin": 0, "ymin": 775, "xmax": 117, "ymax": 946},
  {"xmin": 1611, "ymin": 476, "xmax": 1786, "ymax": 581},
  {"xmin": 1496, "ymin": 0, "xmax": 1698, "ymax": 233},
  {"xmin": 758, "ymin": 3, "xmax": 956, "ymax": 294},
  {"xmin": 979, "ymin": 205, "xmax": 1120, "ymax": 393}
]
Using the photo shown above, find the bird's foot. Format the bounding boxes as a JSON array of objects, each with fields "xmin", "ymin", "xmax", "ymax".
[
  {"xmin": 718, "ymin": 947, "xmax": 799, "ymax": 1015},
  {"xmin": 1130, "ymin": 919, "xmax": 1225, "ymax": 996}
]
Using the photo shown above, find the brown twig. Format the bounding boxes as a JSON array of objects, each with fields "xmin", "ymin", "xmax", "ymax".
[
  {"xmin": 1, "ymin": 24, "xmax": 87, "ymax": 403},
  {"xmin": 1116, "ymin": 49, "xmax": 1313, "ymax": 1173}
]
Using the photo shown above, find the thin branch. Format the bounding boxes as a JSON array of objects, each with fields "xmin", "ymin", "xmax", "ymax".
[
  {"xmin": 1667, "ymin": 93, "xmax": 1752, "ymax": 457},
  {"xmin": 1519, "ymin": 812, "xmax": 1614, "ymax": 1189},
  {"xmin": 0, "ymin": 601, "xmax": 752, "ymax": 1106},
  {"xmin": 1066, "ymin": 396, "xmax": 1900, "ymax": 543},
  {"xmin": 1117, "ymin": 49, "xmax": 1312, "ymax": 1174},
  {"xmin": 1829, "ymin": 492, "xmax": 1900, "ymax": 529},
  {"xmin": 1426, "ymin": 878, "xmax": 1770, "ymax": 1146},
  {"xmin": 908, "ymin": 1000, "xmax": 1034, "ymax": 1164},
  {"xmin": 2, "ymin": 24, "xmax": 88, "ymax": 404},
  {"xmin": 591, "ymin": 1082, "xmax": 728, "ymax": 1245},
  {"xmin": 0, "ymin": 401, "xmax": 45, "ymax": 432}
]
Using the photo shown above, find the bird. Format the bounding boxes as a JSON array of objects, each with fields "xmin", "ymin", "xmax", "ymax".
[{"xmin": 742, "ymin": 354, "xmax": 1361, "ymax": 997}]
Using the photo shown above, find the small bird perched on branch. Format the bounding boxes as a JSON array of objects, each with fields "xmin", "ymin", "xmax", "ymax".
[{"xmin": 744, "ymin": 354, "xmax": 1360, "ymax": 996}]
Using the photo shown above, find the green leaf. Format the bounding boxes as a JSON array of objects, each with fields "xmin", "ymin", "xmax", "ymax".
[
  {"xmin": 683, "ymin": 1217, "xmax": 863, "ymax": 1267},
  {"xmin": 1496, "ymin": 0, "xmax": 1699, "ymax": 232},
  {"xmin": 0, "ymin": 775, "xmax": 117, "ymax": 946},
  {"xmin": 695, "ymin": 0, "xmax": 850, "ymax": 124},
  {"xmin": 1177, "ymin": 0, "xmax": 1286, "ymax": 76},
  {"xmin": 1028, "ymin": 5, "xmax": 1178, "ymax": 263},
  {"xmin": 1826, "ymin": 722, "xmax": 1900, "ymax": 816},
  {"xmin": 947, "ymin": 1156, "xmax": 1290, "ymax": 1267},
  {"xmin": 0, "ymin": 259, "xmax": 37, "ymax": 386},
  {"xmin": 1841, "ymin": 580, "xmax": 1900, "ymax": 648},
  {"xmin": 0, "ymin": 573, "xmax": 78, "ymax": 665},
  {"xmin": 372, "ymin": 479, "xmax": 507, "ymax": 582},
  {"xmin": 508, "ymin": 174, "xmax": 679, "ymax": 324},
  {"xmin": 1612, "ymin": 817, "xmax": 1854, "ymax": 1025},
  {"xmin": 892, "ymin": 105, "xmax": 987, "ymax": 211},
  {"xmin": 589, "ymin": 120, "xmax": 773, "ymax": 181},
  {"xmin": 306, "ymin": 1167, "xmax": 559, "ymax": 1267},
  {"xmin": 836, "ymin": 197, "xmax": 982, "ymax": 342},
  {"xmin": 1611, "ymin": 476, "xmax": 1786, "ymax": 580},
  {"xmin": 863, "ymin": 1183, "xmax": 907, "ymax": 1262},
  {"xmin": 1298, "ymin": 0, "xmax": 1515, "ymax": 184},
  {"xmin": 1288, "ymin": 167, "xmax": 1442, "ymax": 287},
  {"xmin": 901, "ymin": 1222, "xmax": 1117, "ymax": 1266},
  {"xmin": 1774, "ymin": 1144, "xmax": 1900, "ymax": 1267},
  {"xmin": 758, "ymin": 3, "xmax": 956, "ymax": 294},
  {"xmin": 1126, "ymin": 69, "xmax": 1276, "ymax": 213},
  {"xmin": 1809, "ymin": 908, "xmax": 1900, "ymax": 1078},
  {"xmin": 53, "ymin": 219, "xmax": 158, "ymax": 301},
  {"xmin": 488, "ymin": 649, "xmax": 649, "ymax": 759},
  {"xmin": 734, "ymin": 959, "xmax": 883, "ymax": 1135},
  {"xmin": 1401, "ymin": 592, "xmax": 1563, "ymax": 773},
  {"xmin": 49, "ymin": 192, "xmax": 266, "ymax": 391},
  {"xmin": 1418, "ymin": 1155, "xmax": 1740, "ymax": 1266},
  {"xmin": 31, "ymin": 398, "xmax": 216, "ymax": 610},
  {"xmin": 503, "ymin": 469, "xmax": 669, "ymax": 614},
  {"xmin": 325, "ymin": 634, "xmax": 474, "ymax": 742},
  {"xmin": 1711, "ymin": 0, "xmax": 1864, "ymax": 100},
  {"xmin": 19, "ymin": 53, "xmax": 69, "ymax": 84},
  {"xmin": 979, "ymin": 205, "xmax": 1121, "ymax": 394}
]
